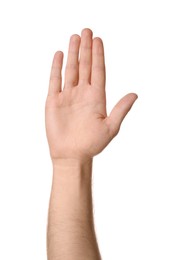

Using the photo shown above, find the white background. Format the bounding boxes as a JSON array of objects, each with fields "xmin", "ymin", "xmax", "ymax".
[{"xmin": 0, "ymin": 0, "xmax": 172, "ymax": 259}]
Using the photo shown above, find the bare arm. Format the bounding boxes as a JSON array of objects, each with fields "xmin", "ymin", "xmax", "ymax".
[
  {"xmin": 47, "ymin": 159, "xmax": 100, "ymax": 260},
  {"xmin": 45, "ymin": 28, "xmax": 137, "ymax": 260}
]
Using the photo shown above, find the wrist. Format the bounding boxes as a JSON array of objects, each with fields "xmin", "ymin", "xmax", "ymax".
[
  {"xmin": 50, "ymin": 157, "xmax": 93, "ymax": 223},
  {"xmin": 52, "ymin": 157, "xmax": 92, "ymax": 168},
  {"xmin": 52, "ymin": 157, "xmax": 93, "ymax": 179}
]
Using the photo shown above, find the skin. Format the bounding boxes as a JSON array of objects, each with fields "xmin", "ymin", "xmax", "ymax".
[{"xmin": 45, "ymin": 28, "xmax": 138, "ymax": 260}]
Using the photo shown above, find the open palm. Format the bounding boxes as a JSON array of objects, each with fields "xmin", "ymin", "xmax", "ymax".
[{"xmin": 45, "ymin": 29, "xmax": 137, "ymax": 162}]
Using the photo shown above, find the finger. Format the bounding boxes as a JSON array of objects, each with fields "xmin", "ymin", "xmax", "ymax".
[
  {"xmin": 91, "ymin": 37, "xmax": 105, "ymax": 90},
  {"xmin": 48, "ymin": 51, "xmax": 63, "ymax": 95},
  {"xmin": 107, "ymin": 93, "xmax": 138, "ymax": 137},
  {"xmin": 64, "ymin": 34, "xmax": 80, "ymax": 87},
  {"xmin": 79, "ymin": 28, "xmax": 93, "ymax": 84}
]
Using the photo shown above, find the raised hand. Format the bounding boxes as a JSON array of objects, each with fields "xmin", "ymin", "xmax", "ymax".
[{"xmin": 45, "ymin": 29, "xmax": 137, "ymax": 163}]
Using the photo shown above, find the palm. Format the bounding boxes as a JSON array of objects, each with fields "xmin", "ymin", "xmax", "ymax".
[{"xmin": 45, "ymin": 29, "xmax": 137, "ymax": 161}]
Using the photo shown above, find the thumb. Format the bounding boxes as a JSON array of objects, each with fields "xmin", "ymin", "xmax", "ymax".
[{"xmin": 108, "ymin": 93, "xmax": 138, "ymax": 136}]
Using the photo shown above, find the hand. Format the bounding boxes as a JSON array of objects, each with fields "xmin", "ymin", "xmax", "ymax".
[{"xmin": 45, "ymin": 29, "xmax": 137, "ymax": 163}]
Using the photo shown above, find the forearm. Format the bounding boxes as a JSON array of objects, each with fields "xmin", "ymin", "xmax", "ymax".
[{"xmin": 47, "ymin": 159, "xmax": 101, "ymax": 260}]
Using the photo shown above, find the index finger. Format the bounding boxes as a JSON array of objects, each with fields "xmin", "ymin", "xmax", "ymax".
[{"xmin": 91, "ymin": 37, "xmax": 105, "ymax": 90}]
